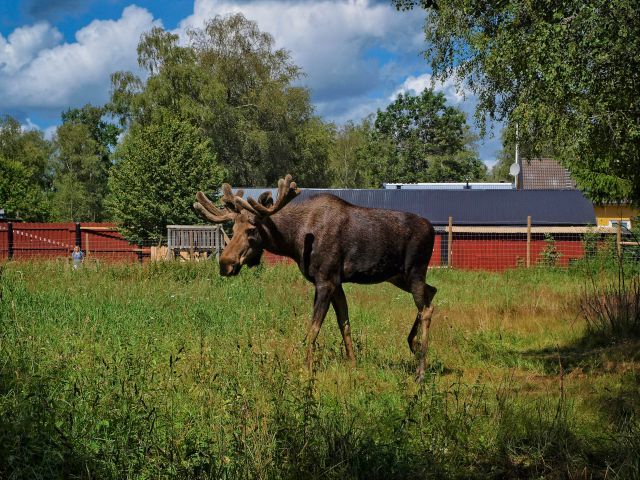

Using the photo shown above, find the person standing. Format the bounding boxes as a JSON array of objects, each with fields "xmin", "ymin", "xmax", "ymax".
[{"xmin": 71, "ymin": 245, "xmax": 84, "ymax": 269}]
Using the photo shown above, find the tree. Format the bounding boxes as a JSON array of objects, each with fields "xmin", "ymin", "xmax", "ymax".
[
  {"xmin": 50, "ymin": 105, "xmax": 120, "ymax": 222},
  {"xmin": 427, "ymin": 150, "xmax": 487, "ymax": 182},
  {"xmin": 109, "ymin": 14, "xmax": 331, "ymax": 187},
  {"xmin": 61, "ymin": 104, "xmax": 120, "ymax": 157},
  {"xmin": 489, "ymin": 150, "xmax": 513, "ymax": 183},
  {"xmin": 0, "ymin": 116, "xmax": 52, "ymax": 220},
  {"xmin": 394, "ymin": 0, "xmax": 640, "ymax": 202},
  {"xmin": 489, "ymin": 128, "xmax": 515, "ymax": 182},
  {"xmin": 328, "ymin": 118, "xmax": 375, "ymax": 188},
  {"xmin": 0, "ymin": 156, "xmax": 36, "ymax": 219},
  {"xmin": 106, "ymin": 113, "xmax": 224, "ymax": 243},
  {"xmin": 50, "ymin": 122, "xmax": 103, "ymax": 221},
  {"xmin": 361, "ymin": 89, "xmax": 485, "ymax": 185}
]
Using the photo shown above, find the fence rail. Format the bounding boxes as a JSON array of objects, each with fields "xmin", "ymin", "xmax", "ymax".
[
  {"xmin": 0, "ymin": 219, "xmax": 635, "ymax": 271},
  {"xmin": 0, "ymin": 222, "xmax": 143, "ymax": 262},
  {"xmin": 431, "ymin": 218, "xmax": 633, "ymax": 270},
  {"xmin": 167, "ymin": 225, "xmax": 224, "ymax": 261}
]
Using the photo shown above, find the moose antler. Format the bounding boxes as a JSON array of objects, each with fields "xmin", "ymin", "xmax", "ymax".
[
  {"xmin": 234, "ymin": 174, "xmax": 300, "ymax": 218},
  {"xmin": 193, "ymin": 190, "xmax": 237, "ymax": 223},
  {"xmin": 220, "ymin": 184, "xmax": 245, "ymax": 212},
  {"xmin": 195, "ymin": 175, "xmax": 300, "ymax": 222}
]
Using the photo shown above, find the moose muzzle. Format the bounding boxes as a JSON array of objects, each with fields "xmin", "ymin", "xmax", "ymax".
[{"xmin": 219, "ymin": 257, "xmax": 241, "ymax": 276}]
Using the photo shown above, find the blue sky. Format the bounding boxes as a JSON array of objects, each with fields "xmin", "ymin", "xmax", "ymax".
[{"xmin": 0, "ymin": 0, "xmax": 502, "ymax": 164}]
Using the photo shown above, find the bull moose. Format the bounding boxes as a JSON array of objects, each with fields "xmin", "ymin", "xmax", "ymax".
[{"xmin": 194, "ymin": 175, "xmax": 437, "ymax": 380}]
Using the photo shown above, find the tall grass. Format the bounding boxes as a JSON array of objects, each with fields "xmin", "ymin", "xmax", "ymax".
[
  {"xmin": 578, "ymin": 231, "xmax": 640, "ymax": 340},
  {"xmin": 0, "ymin": 261, "xmax": 638, "ymax": 479}
]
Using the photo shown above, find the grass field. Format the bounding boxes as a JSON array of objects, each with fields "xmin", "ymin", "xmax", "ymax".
[{"xmin": 1, "ymin": 260, "xmax": 638, "ymax": 479}]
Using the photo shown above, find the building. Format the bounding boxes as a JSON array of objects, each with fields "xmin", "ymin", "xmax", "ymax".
[
  {"xmin": 518, "ymin": 157, "xmax": 576, "ymax": 190},
  {"xmin": 293, "ymin": 188, "xmax": 595, "ymax": 227},
  {"xmin": 232, "ymin": 186, "xmax": 600, "ymax": 270},
  {"xmin": 382, "ymin": 182, "xmax": 513, "ymax": 190},
  {"xmin": 518, "ymin": 157, "xmax": 637, "ymax": 229}
]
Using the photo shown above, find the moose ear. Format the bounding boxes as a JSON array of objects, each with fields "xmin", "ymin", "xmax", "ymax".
[{"xmin": 257, "ymin": 191, "xmax": 274, "ymax": 208}]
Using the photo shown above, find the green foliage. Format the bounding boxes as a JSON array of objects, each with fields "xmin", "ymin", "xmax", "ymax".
[
  {"xmin": 109, "ymin": 14, "xmax": 331, "ymax": 187},
  {"xmin": 361, "ymin": 89, "xmax": 486, "ymax": 184},
  {"xmin": 0, "ymin": 156, "xmax": 44, "ymax": 221},
  {"xmin": 50, "ymin": 122, "xmax": 105, "ymax": 221},
  {"xmin": 489, "ymin": 129, "xmax": 515, "ymax": 182},
  {"xmin": 106, "ymin": 113, "xmax": 224, "ymax": 243},
  {"xmin": 61, "ymin": 104, "xmax": 120, "ymax": 156},
  {"xmin": 0, "ymin": 116, "xmax": 52, "ymax": 220},
  {"xmin": 539, "ymin": 234, "xmax": 562, "ymax": 267},
  {"xmin": 328, "ymin": 118, "xmax": 375, "ymax": 188},
  {"xmin": 395, "ymin": 0, "xmax": 640, "ymax": 202}
]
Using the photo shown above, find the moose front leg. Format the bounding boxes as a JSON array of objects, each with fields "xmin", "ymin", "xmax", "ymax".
[{"xmin": 305, "ymin": 282, "xmax": 335, "ymax": 370}]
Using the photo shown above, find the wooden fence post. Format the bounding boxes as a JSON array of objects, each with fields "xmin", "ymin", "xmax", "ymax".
[
  {"xmin": 7, "ymin": 222, "xmax": 13, "ymax": 259},
  {"xmin": 75, "ymin": 222, "xmax": 82, "ymax": 249},
  {"xmin": 526, "ymin": 215, "xmax": 532, "ymax": 268},
  {"xmin": 85, "ymin": 233, "xmax": 90, "ymax": 258},
  {"xmin": 617, "ymin": 220, "xmax": 622, "ymax": 257},
  {"xmin": 448, "ymin": 216, "xmax": 453, "ymax": 268}
]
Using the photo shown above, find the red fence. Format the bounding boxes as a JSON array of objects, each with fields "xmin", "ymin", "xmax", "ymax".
[
  {"xmin": 446, "ymin": 232, "xmax": 585, "ymax": 270},
  {"xmin": 435, "ymin": 226, "xmax": 624, "ymax": 270},
  {"xmin": 0, "ymin": 222, "xmax": 630, "ymax": 271},
  {"xmin": 0, "ymin": 222, "xmax": 143, "ymax": 262}
]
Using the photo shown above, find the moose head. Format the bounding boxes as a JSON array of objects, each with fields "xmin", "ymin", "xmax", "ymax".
[{"xmin": 193, "ymin": 174, "xmax": 300, "ymax": 276}]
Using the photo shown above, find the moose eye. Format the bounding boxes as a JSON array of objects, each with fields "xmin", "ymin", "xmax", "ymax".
[{"xmin": 246, "ymin": 228, "xmax": 259, "ymax": 241}]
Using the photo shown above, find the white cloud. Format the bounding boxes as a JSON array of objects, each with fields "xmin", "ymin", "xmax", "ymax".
[
  {"xmin": 316, "ymin": 94, "xmax": 383, "ymax": 124},
  {"xmin": 18, "ymin": 117, "xmax": 57, "ymax": 140},
  {"xmin": 20, "ymin": 117, "xmax": 41, "ymax": 132},
  {"xmin": 0, "ymin": 6, "xmax": 159, "ymax": 113},
  {"xmin": 43, "ymin": 124, "xmax": 58, "ymax": 140},
  {"xmin": 391, "ymin": 73, "xmax": 470, "ymax": 105},
  {"xmin": 178, "ymin": 0, "xmax": 425, "ymax": 107},
  {"xmin": 0, "ymin": 22, "xmax": 64, "ymax": 74},
  {"xmin": 320, "ymin": 72, "xmax": 473, "ymax": 128}
]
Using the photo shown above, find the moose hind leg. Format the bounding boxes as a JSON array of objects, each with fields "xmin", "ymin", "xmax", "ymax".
[
  {"xmin": 407, "ymin": 283, "xmax": 437, "ymax": 350},
  {"xmin": 407, "ymin": 313, "xmax": 421, "ymax": 354},
  {"xmin": 411, "ymin": 283, "xmax": 437, "ymax": 382},
  {"xmin": 331, "ymin": 285, "xmax": 356, "ymax": 365}
]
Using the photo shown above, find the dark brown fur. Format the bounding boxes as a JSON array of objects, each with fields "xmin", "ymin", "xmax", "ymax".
[{"xmin": 195, "ymin": 178, "xmax": 437, "ymax": 380}]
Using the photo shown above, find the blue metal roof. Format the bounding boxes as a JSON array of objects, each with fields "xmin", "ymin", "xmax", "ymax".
[{"xmin": 291, "ymin": 189, "xmax": 596, "ymax": 226}]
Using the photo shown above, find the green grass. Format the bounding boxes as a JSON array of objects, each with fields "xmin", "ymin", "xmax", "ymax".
[{"xmin": 1, "ymin": 261, "xmax": 638, "ymax": 479}]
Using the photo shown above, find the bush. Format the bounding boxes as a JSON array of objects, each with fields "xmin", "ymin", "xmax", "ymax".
[{"xmin": 539, "ymin": 234, "xmax": 562, "ymax": 267}]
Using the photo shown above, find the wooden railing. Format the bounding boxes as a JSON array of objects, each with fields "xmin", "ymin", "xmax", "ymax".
[{"xmin": 166, "ymin": 225, "xmax": 224, "ymax": 260}]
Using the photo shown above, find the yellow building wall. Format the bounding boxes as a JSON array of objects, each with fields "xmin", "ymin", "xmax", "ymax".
[{"xmin": 594, "ymin": 204, "xmax": 639, "ymax": 227}]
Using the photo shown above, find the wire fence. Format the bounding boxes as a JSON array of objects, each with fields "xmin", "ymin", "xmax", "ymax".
[{"xmin": 0, "ymin": 220, "xmax": 636, "ymax": 271}]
